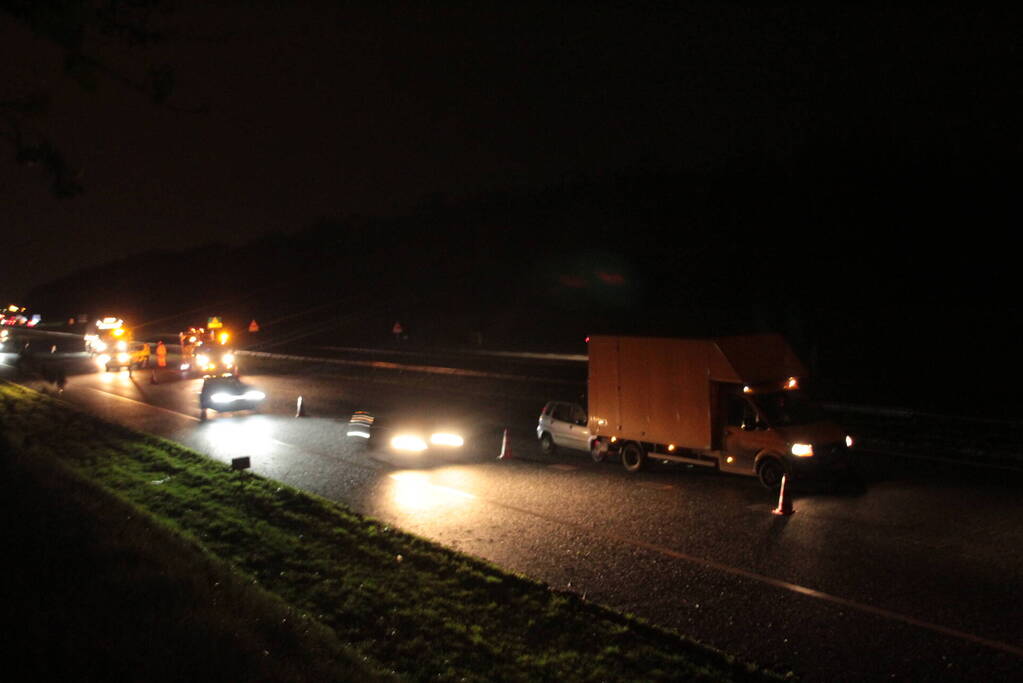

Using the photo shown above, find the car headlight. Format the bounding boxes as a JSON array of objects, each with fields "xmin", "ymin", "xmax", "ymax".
[
  {"xmin": 116, "ymin": 340, "xmax": 127, "ymax": 351},
  {"xmin": 93, "ymin": 341, "xmax": 107, "ymax": 352},
  {"xmin": 430, "ymin": 432, "xmax": 464, "ymax": 447},
  {"xmin": 242, "ymin": 390, "xmax": 265, "ymax": 401},
  {"xmin": 790, "ymin": 443, "xmax": 814, "ymax": 457},
  {"xmin": 391, "ymin": 434, "xmax": 428, "ymax": 452},
  {"xmin": 117, "ymin": 353, "xmax": 131, "ymax": 363},
  {"xmin": 210, "ymin": 393, "xmax": 234, "ymax": 403},
  {"xmin": 222, "ymin": 353, "xmax": 235, "ymax": 366},
  {"xmin": 196, "ymin": 354, "xmax": 210, "ymax": 366}
]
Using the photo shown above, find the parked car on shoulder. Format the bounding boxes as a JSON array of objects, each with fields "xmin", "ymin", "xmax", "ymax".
[{"xmin": 537, "ymin": 400, "xmax": 592, "ymax": 456}]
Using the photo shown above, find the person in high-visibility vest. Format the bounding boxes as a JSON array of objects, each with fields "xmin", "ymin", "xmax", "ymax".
[{"xmin": 156, "ymin": 340, "xmax": 167, "ymax": 368}]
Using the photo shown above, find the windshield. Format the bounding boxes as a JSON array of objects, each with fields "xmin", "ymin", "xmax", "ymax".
[{"xmin": 751, "ymin": 391, "xmax": 827, "ymax": 427}]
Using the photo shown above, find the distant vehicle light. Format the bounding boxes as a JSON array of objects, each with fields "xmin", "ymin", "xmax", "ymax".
[
  {"xmin": 222, "ymin": 353, "xmax": 235, "ymax": 366},
  {"xmin": 347, "ymin": 430, "xmax": 371, "ymax": 438},
  {"xmin": 845, "ymin": 435, "xmax": 854, "ymax": 448},
  {"xmin": 667, "ymin": 444, "xmax": 676, "ymax": 452},
  {"xmin": 93, "ymin": 341, "xmax": 108, "ymax": 352},
  {"xmin": 791, "ymin": 443, "xmax": 814, "ymax": 457},
  {"xmin": 391, "ymin": 435, "xmax": 428, "ymax": 452},
  {"xmin": 180, "ymin": 363, "xmax": 191, "ymax": 371},
  {"xmin": 97, "ymin": 354, "xmax": 111, "ymax": 366},
  {"xmin": 430, "ymin": 432, "xmax": 464, "ymax": 447},
  {"xmin": 743, "ymin": 385, "xmax": 752, "ymax": 394},
  {"xmin": 196, "ymin": 354, "xmax": 210, "ymax": 367},
  {"xmin": 115, "ymin": 340, "xmax": 127, "ymax": 351},
  {"xmin": 785, "ymin": 377, "xmax": 799, "ymax": 390}
]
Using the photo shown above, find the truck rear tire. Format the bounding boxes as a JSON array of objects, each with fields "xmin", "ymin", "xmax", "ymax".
[
  {"xmin": 590, "ymin": 440, "xmax": 607, "ymax": 463},
  {"xmin": 621, "ymin": 442, "xmax": 646, "ymax": 473}
]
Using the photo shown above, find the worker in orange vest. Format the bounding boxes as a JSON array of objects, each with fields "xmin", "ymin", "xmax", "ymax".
[{"xmin": 156, "ymin": 340, "xmax": 167, "ymax": 368}]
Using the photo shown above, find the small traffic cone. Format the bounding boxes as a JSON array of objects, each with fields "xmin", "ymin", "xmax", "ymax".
[
  {"xmin": 498, "ymin": 428, "xmax": 513, "ymax": 460},
  {"xmin": 296, "ymin": 395, "xmax": 305, "ymax": 417},
  {"xmin": 772, "ymin": 474, "xmax": 795, "ymax": 516}
]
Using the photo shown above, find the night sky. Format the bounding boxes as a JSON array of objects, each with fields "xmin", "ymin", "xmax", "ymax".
[{"xmin": 2, "ymin": 3, "xmax": 1019, "ymax": 318}]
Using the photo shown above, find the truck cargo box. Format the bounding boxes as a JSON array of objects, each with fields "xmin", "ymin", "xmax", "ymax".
[{"xmin": 588, "ymin": 334, "xmax": 807, "ymax": 450}]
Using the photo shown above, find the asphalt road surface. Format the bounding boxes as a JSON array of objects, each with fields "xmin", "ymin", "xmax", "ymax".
[{"xmin": 3, "ymin": 350, "xmax": 1022, "ymax": 682}]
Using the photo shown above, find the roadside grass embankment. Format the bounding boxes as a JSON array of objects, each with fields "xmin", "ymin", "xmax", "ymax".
[{"xmin": 0, "ymin": 381, "xmax": 787, "ymax": 682}]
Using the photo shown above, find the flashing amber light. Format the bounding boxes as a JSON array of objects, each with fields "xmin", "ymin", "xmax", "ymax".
[
  {"xmin": 785, "ymin": 377, "xmax": 799, "ymax": 390},
  {"xmin": 113, "ymin": 328, "xmax": 125, "ymax": 337},
  {"xmin": 610, "ymin": 436, "xmax": 617, "ymax": 443},
  {"xmin": 743, "ymin": 385, "xmax": 752, "ymax": 394},
  {"xmin": 219, "ymin": 332, "xmax": 230, "ymax": 344},
  {"xmin": 667, "ymin": 444, "xmax": 676, "ymax": 452},
  {"xmin": 726, "ymin": 456, "xmax": 734, "ymax": 464},
  {"xmin": 7, "ymin": 305, "xmax": 18, "ymax": 312}
]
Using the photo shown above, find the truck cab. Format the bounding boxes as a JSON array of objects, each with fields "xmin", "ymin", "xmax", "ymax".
[{"xmin": 718, "ymin": 381, "xmax": 851, "ymax": 487}]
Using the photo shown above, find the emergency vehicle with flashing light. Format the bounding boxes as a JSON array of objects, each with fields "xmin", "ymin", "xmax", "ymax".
[{"xmin": 179, "ymin": 325, "xmax": 238, "ymax": 377}]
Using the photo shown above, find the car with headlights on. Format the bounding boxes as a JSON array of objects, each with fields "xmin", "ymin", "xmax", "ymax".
[
  {"xmin": 344, "ymin": 410, "xmax": 470, "ymax": 461},
  {"xmin": 199, "ymin": 376, "xmax": 265, "ymax": 421}
]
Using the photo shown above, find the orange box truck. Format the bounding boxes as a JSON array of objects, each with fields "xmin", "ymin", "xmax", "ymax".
[{"xmin": 587, "ymin": 334, "xmax": 852, "ymax": 487}]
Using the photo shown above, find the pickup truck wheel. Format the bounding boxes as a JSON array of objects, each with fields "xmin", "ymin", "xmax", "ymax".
[
  {"xmin": 590, "ymin": 440, "xmax": 607, "ymax": 463},
  {"xmin": 757, "ymin": 457, "xmax": 786, "ymax": 489},
  {"xmin": 539, "ymin": 432, "xmax": 556, "ymax": 455},
  {"xmin": 621, "ymin": 442, "xmax": 646, "ymax": 473}
]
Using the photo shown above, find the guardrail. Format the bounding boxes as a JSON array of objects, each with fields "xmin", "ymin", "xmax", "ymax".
[{"xmin": 238, "ymin": 350, "xmax": 581, "ymax": 385}]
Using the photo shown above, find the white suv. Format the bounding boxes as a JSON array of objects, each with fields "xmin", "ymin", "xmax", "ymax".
[{"xmin": 537, "ymin": 401, "xmax": 591, "ymax": 455}]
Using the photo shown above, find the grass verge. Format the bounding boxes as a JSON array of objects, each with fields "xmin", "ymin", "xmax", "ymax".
[{"xmin": 0, "ymin": 381, "xmax": 789, "ymax": 682}]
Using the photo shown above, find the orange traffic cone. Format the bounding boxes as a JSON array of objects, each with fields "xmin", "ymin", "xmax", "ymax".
[
  {"xmin": 498, "ymin": 428, "xmax": 513, "ymax": 460},
  {"xmin": 772, "ymin": 474, "xmax": 795, "ymax": 516}
]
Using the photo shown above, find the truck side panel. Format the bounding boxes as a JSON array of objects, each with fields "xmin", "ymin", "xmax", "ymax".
[{"xmin": 590, "ymin": 336, "xmax": 714, "ymax": 450}]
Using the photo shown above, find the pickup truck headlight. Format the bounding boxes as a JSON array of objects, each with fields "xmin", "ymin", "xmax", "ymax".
[{"xmin": 790, "ymin": 443, "xmax": 814, "ymax": 457}]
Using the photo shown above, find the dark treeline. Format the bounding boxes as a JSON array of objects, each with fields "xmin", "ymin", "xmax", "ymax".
[{"xmin": 30, "ymin": 165, "xmax": 1019, "ymax": 415}]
